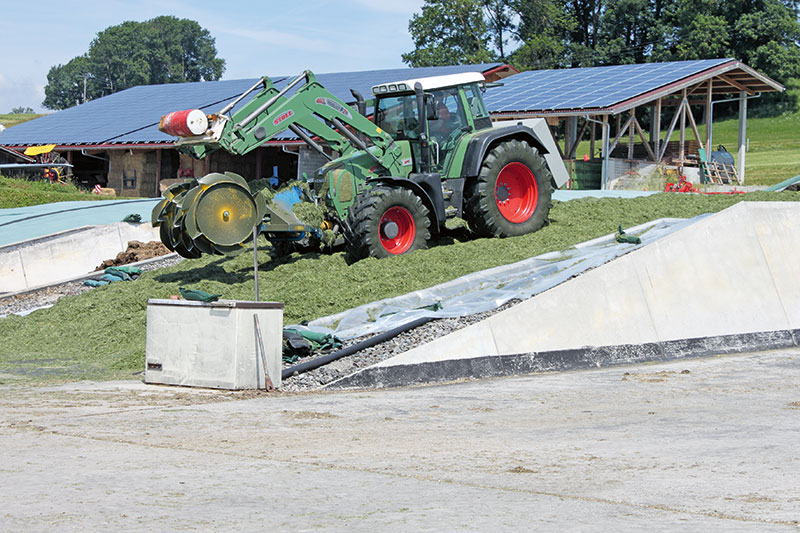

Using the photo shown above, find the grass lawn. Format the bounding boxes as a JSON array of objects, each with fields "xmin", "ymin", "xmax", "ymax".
[
  {"xmin": 0, "ymin": 175, "xmax": 114, "ymax": 208},
  {"xmin": 0, "ymin": 113, "xmax": 43, "ymax": 128},
  {"xmin": 1, "ymin": 191, "xmax": 799, "ymax": 384}
]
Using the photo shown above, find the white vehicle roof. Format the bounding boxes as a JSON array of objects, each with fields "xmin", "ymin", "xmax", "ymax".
[{"xmin": 371, "ymin": 72, "xmax": 485, "ymax": 96}]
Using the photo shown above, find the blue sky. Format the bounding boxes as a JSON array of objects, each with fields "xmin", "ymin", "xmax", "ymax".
[{"xmin": 0, "ymin": 0, "xmax": 424, "ymax": 114}]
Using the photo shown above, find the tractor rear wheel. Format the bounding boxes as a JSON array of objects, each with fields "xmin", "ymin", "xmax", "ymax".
[
  {"xmin": 345, "ymin": 186, "xmax": 430, "ymax": 260},
  {"xmin": 465, "ymin": 139, "xmax": 553, "ymax": 237}
]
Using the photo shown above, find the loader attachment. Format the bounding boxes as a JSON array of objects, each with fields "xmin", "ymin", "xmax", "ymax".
[{"xmin": 151, "ymin": 173, "xmax": 320, "ymax": 259}]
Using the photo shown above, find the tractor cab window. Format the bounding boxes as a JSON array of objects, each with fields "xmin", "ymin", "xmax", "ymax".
[
  {"xmin": 428, "ymin": 87, "xmax": 467, "ymax": 171},
  {"xmin": 463, "ymin": 83, "xmax": 489, "ymax": 122},
  {"xmin": 374, "ymin": 94, "xmax": 420, "ymax": 141}
]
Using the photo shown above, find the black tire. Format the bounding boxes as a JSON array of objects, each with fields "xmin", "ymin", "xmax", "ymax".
[
  {"xmin": 465, "ymin": 139, "xmax": 553, "ymax": 237},
  {"xmin": 344, "ymin": 186, "xmax": 431, "ymax": 260}
]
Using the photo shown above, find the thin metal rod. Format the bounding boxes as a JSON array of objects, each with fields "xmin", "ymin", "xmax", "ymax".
[
  {"xmin": 253, "ymin": 227, "xmax": 259, "ymax": 302},
  {"xmin": 240, "ymin": 71, "xmax": 308, "ymax": 128},
  {"xmin": 289, "ymin": 124, "xmax": 332, "ymax": 161},
  {"xmin": 219, "ymin": 77, "xmax": 267, "ymax": 116}
]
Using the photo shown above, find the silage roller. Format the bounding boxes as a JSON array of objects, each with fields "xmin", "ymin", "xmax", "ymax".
[{"xmin": 151, "ymin": 172, "xmax": 267, "ymax": 258}]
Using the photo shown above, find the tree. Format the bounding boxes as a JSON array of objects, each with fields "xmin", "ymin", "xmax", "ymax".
[
  {"xmin": 510, "ymin": 0, "xmax": 574, "ymax": 69},
  {"xmin": 10, "ymin": 106, "xmax": 35, "ymax": 114},
  {"xmin": 42, "ymin": 56, "xmax": 94, "ymax": 110},
  {"xmin": 402, "ymin": 0, "xmax": 800, "ymax": 85},
  {"xmin": 402, "ymin": 0, "xmax": 495, "ymax": 66},
  {"xmin": 43, "ymin": 16, "xmax": 225, "ymax": 110}
]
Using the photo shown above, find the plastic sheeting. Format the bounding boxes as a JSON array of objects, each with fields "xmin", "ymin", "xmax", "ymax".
[
  {"xmin": 0, "ymin": 199, "xmax": 161, "ymax": 246},
  {"xmin": 292, "ymin": 215, "xmax": 708, "ymax": 340}
]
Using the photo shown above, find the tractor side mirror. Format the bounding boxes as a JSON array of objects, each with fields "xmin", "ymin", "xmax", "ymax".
[{"xmin": 425, "ymin": 96, "xmax": 438, "ymax": 121}]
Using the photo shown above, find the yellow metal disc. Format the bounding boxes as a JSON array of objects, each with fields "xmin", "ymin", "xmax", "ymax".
[{"xmin": 194, "ymin": 182, "xmax": 258, "ymax": 246}]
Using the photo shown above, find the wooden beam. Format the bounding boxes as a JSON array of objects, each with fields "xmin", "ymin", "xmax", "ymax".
[
  {"xmin": 654, "ymin": 98, "xmax": 661, "ymax": 156},
  {"xmin": 719, "ymin": 74, "xmax": 755, "ymax": 95},
  {"xmin": 658, "ymin": 100, "xmax": 684, "ymax": 161},
  {"xmin": 568, "ymin": 118, "xmax": 591, "ymax": 159},
  {"xmin": 632, "ymin": 117, "xmax": 657, "ymax": 161},
  {"xmin": 590, "ymin": 117, "xmax": 596, "ymax": 160},
  {"xmin": 155, "ymin": 148, "xmax": 162, "ymax": 195},
  {"xmin": 679, "ymin": 89, "xmax": 687, "ymax": 163},
  {"xmin": 685, "ymin": 100, "xmax": 705, "ymax": 152},
  {"xmin": 705, "ymin": 80, "xmax": 713, "ymax": 153},
  {"xmin": 628, "ymin": 109, "xmax": 636, "ymax": 159},
  {"xmin": 607, "ymin": 115, "xmax": 633, "ymax": 155}
]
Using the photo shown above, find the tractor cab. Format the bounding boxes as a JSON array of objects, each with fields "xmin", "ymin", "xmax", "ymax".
[{"xmin": 372, "ymin": 72, "xmax": 490, "ymax": 175}]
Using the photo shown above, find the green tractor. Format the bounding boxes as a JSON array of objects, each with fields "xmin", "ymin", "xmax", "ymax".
[{"xmin": 152, "ymin": 70, "xmax": 567, "ymax": 261}]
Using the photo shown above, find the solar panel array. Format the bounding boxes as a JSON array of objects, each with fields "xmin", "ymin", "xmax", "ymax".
[
  {"xmin": 0, "ymin": 64, "xmax": 501, "ymax": 146},
  {"xmin": 484, "ymin": 58, "xmax": 732, "ymax": 113}
]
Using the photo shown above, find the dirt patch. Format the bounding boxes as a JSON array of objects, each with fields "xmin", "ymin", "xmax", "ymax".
[
  {"xmin": 96, "ymin": 240, "xmax": 171, "ymax": 270},
  {"xmin": 622, "ymin": 369, "xmax": 691, "ymax": 382}
]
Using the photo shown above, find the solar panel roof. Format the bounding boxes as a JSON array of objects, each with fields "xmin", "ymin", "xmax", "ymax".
[
  {"xmin": 484, "ymin": 58, "xmax": 732, "ymax": 113},
  {"xmin": 0, "ymin": 64, "xmax": 501, "ymax": 147}
]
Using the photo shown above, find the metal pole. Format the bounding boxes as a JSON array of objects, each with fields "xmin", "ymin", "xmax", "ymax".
[
  {"xmin": 253, "ymin": 227, "xmax": 259, "ymax": 302},
  {"xmin": 738, "ymin": 90, "xmax": 748, "ymax": 184}
]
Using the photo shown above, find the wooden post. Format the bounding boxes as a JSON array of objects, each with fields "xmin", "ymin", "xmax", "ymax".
[
  {"xmin": 738, "ymin": 90, "xmax": 747, "ymax": 184},
  {"xmin": 705, "ymin": 80, "xmax": 713, "ymax": 154},
  {"xmin": 679, "ymin": 89, "xmax": 687, "ymax": 164},
  {"xmin": 155, "ymin": 148, "xmax": 162, "ymax": 196},
  {"xmin": 602, "ymin": 114, "xmax": 609, "ymax": 189},
  {"xmin": 590, "ymin": 117, "xmax": 596, "ymax": 160},
  {"xmin": 654, "ymin": 98, "xmax": 661, "ymax": 157},
  {"xmin": 628, "ymin": 109, "xmax": 635, "ymax": 160}
]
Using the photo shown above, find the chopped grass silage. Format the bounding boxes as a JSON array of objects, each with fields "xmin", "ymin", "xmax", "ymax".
[{"xmin": 2, "ymin": 191, "xmax": 799, "ymax": 383}]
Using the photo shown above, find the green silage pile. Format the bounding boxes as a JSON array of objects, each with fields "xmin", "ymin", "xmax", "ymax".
[{"xmin": 1, "ymin": 191, "xmax": 798, "ymax": 383}]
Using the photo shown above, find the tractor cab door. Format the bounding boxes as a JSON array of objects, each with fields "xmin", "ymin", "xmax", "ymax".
[
  {"xmin": 425, "ymin": 87, "xmax": 468, "ymax": 173},
  {"xmin": 374, "ymin": 93, "xmax": 426, "ymax": 172}
]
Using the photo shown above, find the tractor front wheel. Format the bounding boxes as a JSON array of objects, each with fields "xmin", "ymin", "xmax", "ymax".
[
  {"xmin": 345, "ymin": 186, "xmax": 430, "ymax": 261},
  {"xmin": 465, "ymin": 139, "xmax": 553, "ymax": 237}
]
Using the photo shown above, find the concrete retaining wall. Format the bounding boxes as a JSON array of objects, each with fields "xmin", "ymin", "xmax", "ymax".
[
  {"xmin": 330, "ymin": 202, "xmax": 800, "ymax": 389},
  {"xmin": 0, "ymin": 222, "xmax": 160, "ymax": 293}
]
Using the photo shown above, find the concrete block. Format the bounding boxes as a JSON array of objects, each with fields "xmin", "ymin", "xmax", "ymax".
[
  {"xmin": 487, "ymin": 255, "xmax": 659, "ymax": 353},
  {"xmin": 0, "ymin": 249, "xmax": 26, "ymax": 294},
  {"xmin": 746, "ymin": 202, "xmax": 800, "ymax": 328},
  {"xmin": 360, "ymin": 201, "xmax": 800, "ymax": 386},
  {"xmin": 144, "ymin": 299, "xmax": 284, "ymax": 390},
  {"xmin": 637, "ymin": 203, "xmax": 789, "ymax": 340},
  {"xmin": 0, "ymin": 222, "xmax": 160, "ymax": 292}
]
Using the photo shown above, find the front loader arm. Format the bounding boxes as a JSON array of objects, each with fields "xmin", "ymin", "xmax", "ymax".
[{"xmin": 172, "ymin": 71, "xmax": 402, "ymax": 174}]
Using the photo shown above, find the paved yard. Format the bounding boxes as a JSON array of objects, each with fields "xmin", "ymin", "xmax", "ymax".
[{"xmin": 1, "ymin": 349, "xmax": 798, "ymax": 531}]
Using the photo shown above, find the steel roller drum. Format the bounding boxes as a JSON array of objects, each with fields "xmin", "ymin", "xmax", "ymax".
[{"xmin": 189, "ymin": 173, "xmax": 266, "ymax": 248}]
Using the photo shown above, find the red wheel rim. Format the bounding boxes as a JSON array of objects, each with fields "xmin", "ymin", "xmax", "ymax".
[
  {"xmin": 379, "ymin": 206, "xmax": 415, "ymax": 254},
  {"xmin": 494, "ymin": 162, "xmax": 538, "ymax": 223}
]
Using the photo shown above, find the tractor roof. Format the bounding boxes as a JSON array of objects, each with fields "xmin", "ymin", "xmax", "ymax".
[{"xmin": 371, "ymin": 72, "xmax": 485, "ymax": 96}]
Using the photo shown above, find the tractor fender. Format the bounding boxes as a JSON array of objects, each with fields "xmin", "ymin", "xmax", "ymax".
[
  {"xmin": 461, "ymin": 124, "xmax": 549, "ymax": 179},
  {"xmin": 369, "ymin": 175, "xmax": 445, "ymax": 234}
]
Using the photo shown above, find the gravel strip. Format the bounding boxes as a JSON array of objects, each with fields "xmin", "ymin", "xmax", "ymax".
[
  {"xmin": 0, "ymin": 255, "xmax": 184, "ymax": 318},
  {"xmin": 280, "ymin": 299, "xmax": 522, "ymax": 392}
]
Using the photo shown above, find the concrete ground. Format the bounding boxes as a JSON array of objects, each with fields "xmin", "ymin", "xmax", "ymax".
[{"xmin": 1, "ymin": 349, "xmax": 799, "ymax": 531}]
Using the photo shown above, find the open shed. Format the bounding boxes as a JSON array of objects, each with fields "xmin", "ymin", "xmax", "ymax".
[{"xmin": 484, "ymin": 58, "xmax": 785, "ymax": 188}]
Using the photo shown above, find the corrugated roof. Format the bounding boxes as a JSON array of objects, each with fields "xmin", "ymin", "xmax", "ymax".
[
  {"xmin": 0, "ymin": 64, "xmax": 501, "ymax": 147},
  {"xmin": 484, "ymin": 58, "xmax": 783, "ymax": 115}
]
